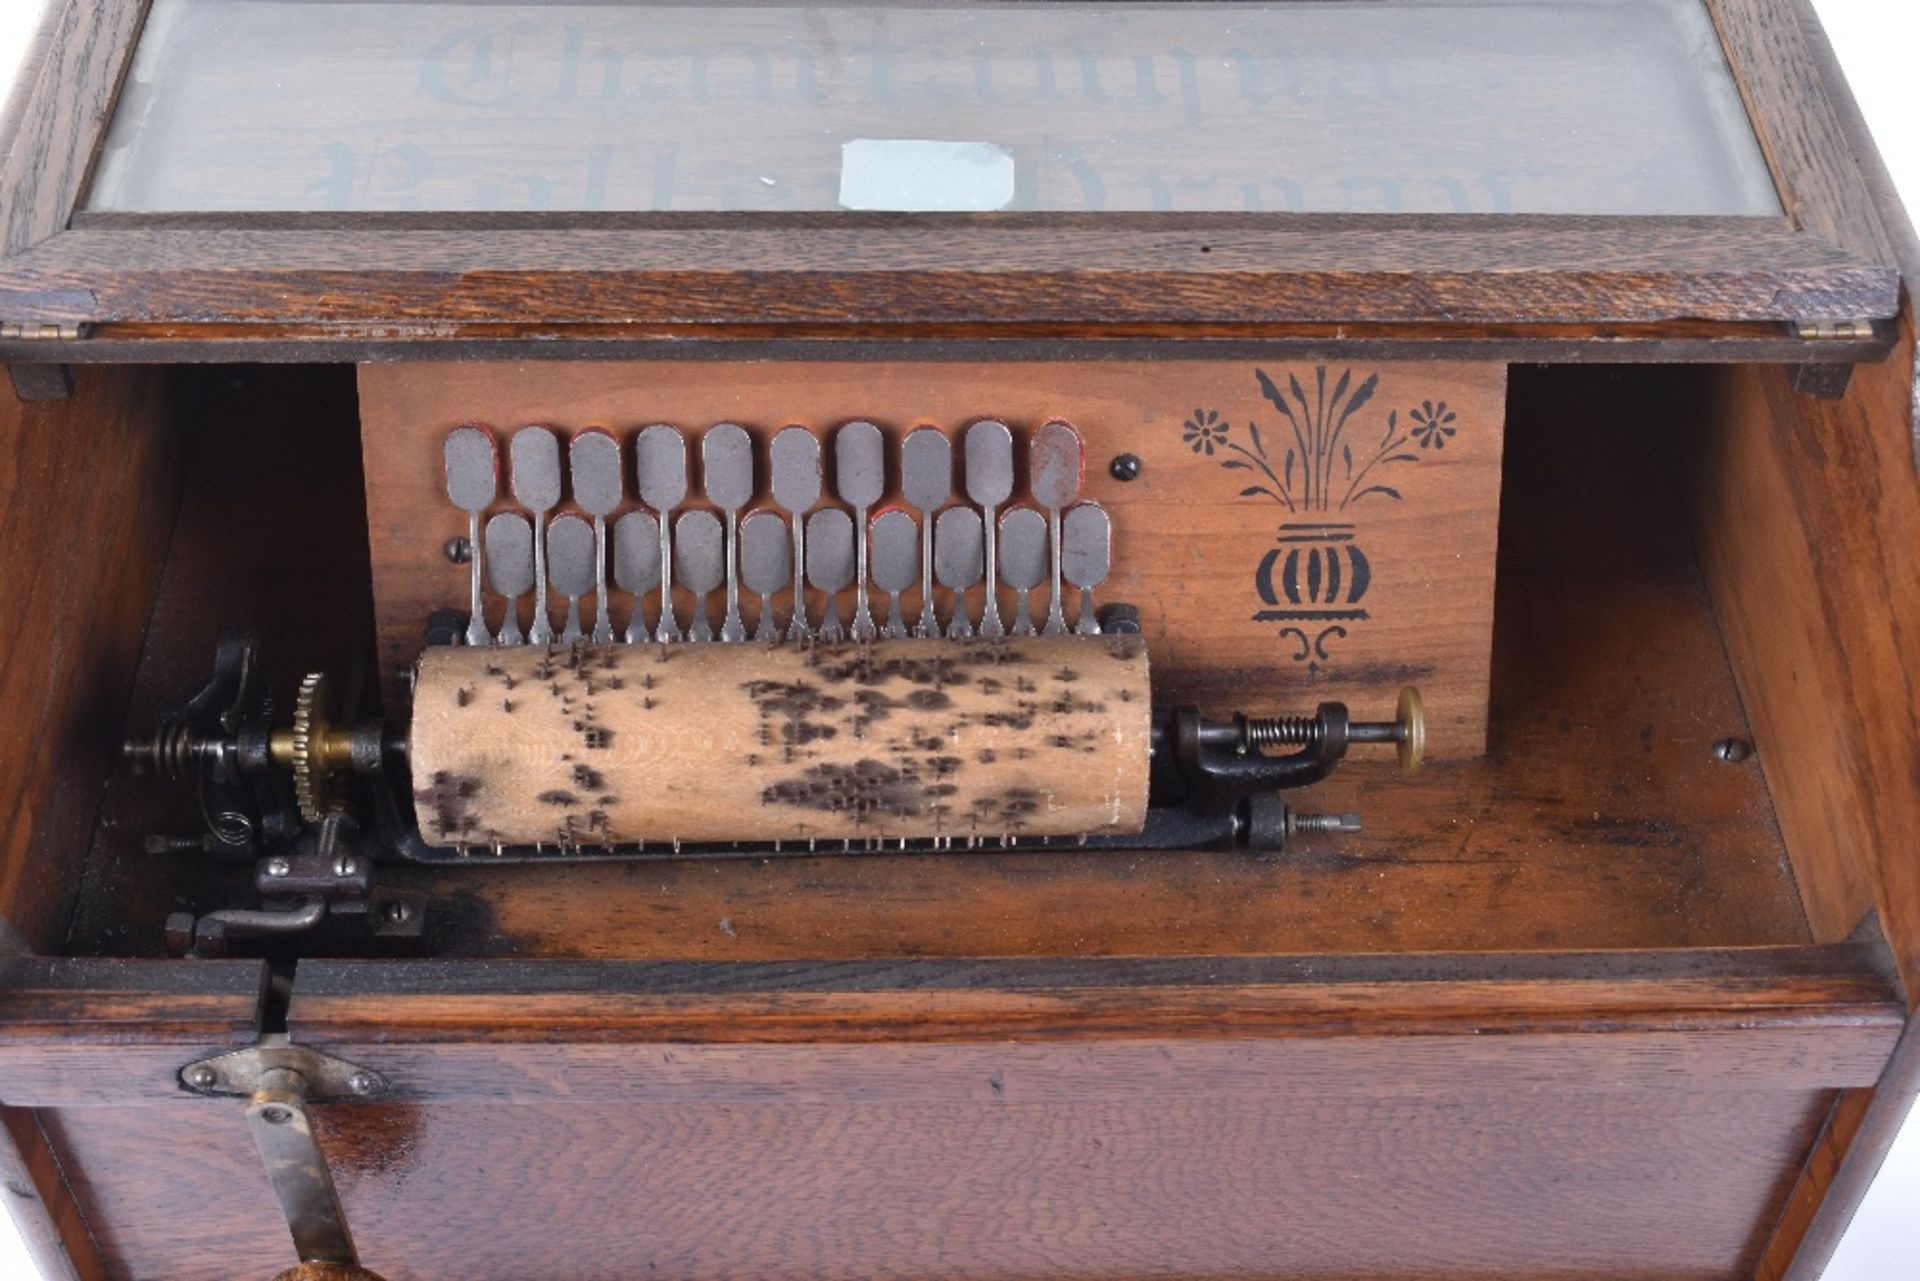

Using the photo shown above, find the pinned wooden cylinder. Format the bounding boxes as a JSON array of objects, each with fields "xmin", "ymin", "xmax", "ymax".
[{"xmin": 410, "ymin": 636, "xmax": 1153, "ymax": 848}]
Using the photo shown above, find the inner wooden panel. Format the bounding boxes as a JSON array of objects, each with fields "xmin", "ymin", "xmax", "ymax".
[
  {"xmin": 0, "ymin": 366, "xmax": 178, "ymax": 954},
  {"xmin": 63, "ymin": 362, "xmax": 1809, "ymax": 959},
  {"xmin": 359, "ymin": 359, "xmax": 1505, "ymax": 757}
]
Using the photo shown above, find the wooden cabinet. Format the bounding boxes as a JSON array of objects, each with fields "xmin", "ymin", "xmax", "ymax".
[{"xmin": 0, "ymin": 2, "xmax": 1917, "ymax": 1279}]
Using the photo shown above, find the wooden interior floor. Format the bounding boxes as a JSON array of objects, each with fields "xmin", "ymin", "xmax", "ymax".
[{"xmin": 65, "ymin": 363, "xmax": 1811, "ymax": 959}]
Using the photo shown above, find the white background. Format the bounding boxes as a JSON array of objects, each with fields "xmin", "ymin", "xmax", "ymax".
[{"xmin": 0, "ymin": 2, "xmax": 1914, "ymax": 1278}]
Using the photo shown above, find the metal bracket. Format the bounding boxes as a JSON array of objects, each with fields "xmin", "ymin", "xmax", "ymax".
[
  {"xmin": 181, "ymin": 1036, "xmax": 387, "ymax": 1276},
  {"xmin": 180, "ymin": 1034, "xmax": 386, "ymax": 1102}
]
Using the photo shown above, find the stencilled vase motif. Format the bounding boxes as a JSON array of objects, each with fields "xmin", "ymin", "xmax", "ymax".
[{"xmin": 1182, "ymin": 369, "xmax": 1458, "ymax": 672}]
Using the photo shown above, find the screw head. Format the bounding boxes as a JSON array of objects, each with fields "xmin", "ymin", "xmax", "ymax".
[
  {"xmin": 347, "ymin": 1072, "xmax": 379, "ymax": 1096},
  {"xmin": 384, "ymin": 900, "xmax": 413, "ymax": 924},
  {"xmin": 264, "ymin": 856, "xmax": 291, "ymax": 877},
  {"xmin": 1713, "ymin": 737, "xmax": 1754, "ymax": 763},
  {"xmin": 444, "ymin": 536, "xmax": 472, "ymax": 564},
  {"xmin": 1109, "ymin": 453, "xmax": 1143, "ymax": 482},
  {"xmin": 184, "ymin": 1065, "xmax": 217, "ymax": 1090},
  {"xmin": 259, "ymin": 1105, "xmax": 293, "ymax": 1126},
  {"xmin": 333, "ymin": 856, "xmax": 360, "ymax": 878}
]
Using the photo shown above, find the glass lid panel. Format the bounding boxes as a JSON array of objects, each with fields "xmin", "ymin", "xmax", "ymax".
[{"xmin": 86, "ymin": 0, "xmax": 1783, "ymax": 215}]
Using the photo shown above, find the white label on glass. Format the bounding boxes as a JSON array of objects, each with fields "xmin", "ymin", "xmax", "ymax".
[{"xmin": 838, "ymin": 139, "xmax": 1016, "ymax": 212}]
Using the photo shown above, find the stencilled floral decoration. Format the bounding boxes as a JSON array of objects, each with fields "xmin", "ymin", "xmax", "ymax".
[
  {"xmin": 1409, "ymin": 401, "xmax": 1457, "ymax": 449},
  {"xmin": 1183, "ymin": 367, "xmax": 1456, "ymax": 513},
  {"xmin": 1182, "ymin": 408, "xmax": 1228, "ymax": 455}
]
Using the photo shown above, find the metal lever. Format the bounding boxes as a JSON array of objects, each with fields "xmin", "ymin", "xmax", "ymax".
[
  {"xmin": 509, "ymin": 426, "xmax": 563, "ymax": 645},
  {"xmin": 771, "ymin": 427, "xmax": 823, "ymax": 641},
  {"xmin": 568, "ymin": 428, "xmax": 625, "ymax": 644},
  {"xmin": 249, "ymin": 1069, "xmax": 361, "ymax": 1270},
  {"xmin": 1029, "ymin": 420, "xmax": 1084, "ymax": 636},
  {"xmin": 635, "ymin": 425, "xmax": 688, "ymax": 643},
  {"xmin": 180, "ymin": 1036, "xmax": 389, "ymax": 1281},
  {"xmin": 836, "ymin": 420, "xmax": 886, "ymax": 641},
  {"xmin": 901, "ymin": 426, "xmax": 951, "ymax": 638},
  {"xmin": 442, "ymin": 427, "xmax": 497, "ymax": 647},
  {"xmin": 702, "ymin": 423, "xmax": 755, "ymax": 643},
  {"xmin": 964, "ymin": 419, "xmax": 1015, "ymax": 638}
]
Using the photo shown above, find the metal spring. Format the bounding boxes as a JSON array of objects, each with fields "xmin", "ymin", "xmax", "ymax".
[
  {"xmin": 124, "ymin": 723, "xmax": 197, "ymax": 781},
  {"xmin": 1242, "ymin": 716, "xmax": 1323, "ymax": 748}
]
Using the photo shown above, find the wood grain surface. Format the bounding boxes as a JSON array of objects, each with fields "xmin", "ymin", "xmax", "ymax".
[
  {"xmin": 0, "ymin": 0, "xmax": 144, "ymax": 257},
  {"xmin": 0, "ymin": 957, "xmax": 268, "ymax": 1107},
  {"xmin": 0, "ymin": 365, "xmax": 176, "ymax": 952},
  {"xmin": 360, "ymin": 359, "xmax": 1506, "ymax": 756},
  {"xmin": 0, "ymin": 1108, "xmax": 103, "ymax": 1281},
  {"xmin": 1742, "ymin": 7, "xmax": 1920, "ymax": 1276},
  {"xmin": 3, "ymin": 217, "xmax": 1896, "ymax": 334},
  {"xmin": 1678, "ymin": 318, "xmax": 1920, "ymax": 978},
  {"xmin": 36, "ymin": 1086, "xmax": 1835, "ymax": 1281},
  {"xmin": 5, "ymin": 311, "xmax": 1901, "ymax": 368}
]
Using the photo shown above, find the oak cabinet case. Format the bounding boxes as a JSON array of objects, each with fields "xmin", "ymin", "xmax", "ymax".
[{"xmin": 0, "ymin": 2, "xmax": 1918, "ymax": 1280}]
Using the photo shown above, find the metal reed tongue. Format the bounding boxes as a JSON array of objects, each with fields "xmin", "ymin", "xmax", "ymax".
[
  {"xmin": 1029, "ymin": 420, "xmax": 1084, "ymax": 636},
  {"xmin": 509, "ymin": 426, "xmax": 563, "ymax": 644},
  {"xmin": 546, "ymin": 513, "xmax": 596, "ymax": 644},
  {"xmin": 934, "ymin": 506, "xmax": 984, "ymax": 639},
  {"xmin": 1062, "ymin": 501, "xmax": 1112, "ymax": 636},
  {"xmin": 612, "ymin": 510, "xmax": 660, "ymax": 644},
  {"xmin": 901, "ymin": 427, "xmax": 952, "ymax": 638},
  {"xmin": 634, "ymin": 425, "xmax": 688, "ymax": 642},
  {"xmin": 869, "ymin": 509, "xmax": 917, "ymax": 640},
  {"xmin": 807, "ymin": 508, "xmax": 856, "ymax": 642},
  {"xmin": 963, "ymin": 420, "xmax": 1015, "ymax": 638},
  {"xmin": 770, "ymin": 427, "xmax": 822, "ymax": 641},
  {"xmin": 443, "ymin": 426, "xmax": 498, "ymax": 646},
  {"xmin": 998, "ymin": 506, "xmax": 1048, "ymax": 637},
  {"xmin": 701, "ymin": 423, "xmax": 755, "ymax": 643},
  {"xmin": 568, "ymin": 429, "xmax": 625, "ymax": 644},
  {"xmin": 484, "ymin": 512, "xmax": 534, "ymax": 645},
  {"xmin": 835, "ymin": 420, "xmax": 886, "ymax": 641},
  {"xmin": 739, "ymin": 509, "xmax": 790, "ymax": 643},
  {"xmin": 674, "ymin": 510, "xmax": 724, "ymax": 642}
]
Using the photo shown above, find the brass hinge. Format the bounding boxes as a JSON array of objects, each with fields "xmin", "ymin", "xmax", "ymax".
[
  {"xmin": 0, "ymin": 322, "xmax": 87, "ymax": 341},
  {"xmin": 1792, "ymin": 318, "xmax": 1878, "ymax": 341}
]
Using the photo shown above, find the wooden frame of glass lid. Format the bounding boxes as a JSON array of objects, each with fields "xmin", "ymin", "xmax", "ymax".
[{"xmin": 0, "ymin": 0, "xmax": 1903, "ymax": 361}]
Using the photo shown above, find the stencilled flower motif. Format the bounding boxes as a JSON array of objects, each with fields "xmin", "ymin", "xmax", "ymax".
[
  {"xmin": 1410, "ymin": 401, "xmax": 1457, "ymax": 450},
  {"xmin": 1182, "ymin": 408, "xmax": 1228, "ymax": 455}
]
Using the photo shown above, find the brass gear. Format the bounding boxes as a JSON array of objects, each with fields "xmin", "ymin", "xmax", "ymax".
[{"xmin": 291, "ymin": 672, "xmax": 337, "ymax": 822}]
